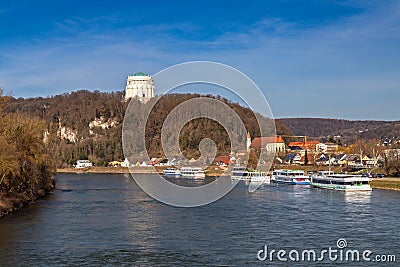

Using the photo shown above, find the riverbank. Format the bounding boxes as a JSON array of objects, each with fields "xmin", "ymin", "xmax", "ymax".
[
  {"xmin": 0, "ymin": 177, "xmax": 55, "ymax": 218},
  {"xmin": 57, "ymin": 166, "xmax": 227, "ymax": 176},
  {"xmin": 56, "ymin": 167, "xmax": 400, "ymax": 191},
  {"xmin": 57, "ymin": 166, "xmax": 157, "ymax": 174},
  {"xmin": 370, "ymin": 178, "xmax": 400, "ymax": 191}
]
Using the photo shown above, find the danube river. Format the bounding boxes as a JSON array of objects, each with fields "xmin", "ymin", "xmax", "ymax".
[{"xmin": 0, "ymin": 173, "xmax": 399, "ymax": 266}]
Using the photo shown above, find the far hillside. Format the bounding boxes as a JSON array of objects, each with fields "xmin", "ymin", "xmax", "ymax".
[{"xmin": 277, "ymin": 118, "xmax": 400, "ymax": 145}]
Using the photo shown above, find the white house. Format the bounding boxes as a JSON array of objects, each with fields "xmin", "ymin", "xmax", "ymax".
[
  {"xmin": 76, "ymin": 160, "xmax": 93, "ymax": 169},
  {"xmin": 121, "ymin": 158, "xmax": 131, "ymax": 167},
  {"xmin": 316, "ymin": 143, "xmax": 339, "ymax": 153}
]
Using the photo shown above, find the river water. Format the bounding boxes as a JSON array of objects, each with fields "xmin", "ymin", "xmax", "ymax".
[{"xmin": 0, "ymin": 173, "xmax": 399, "ymax": 266}]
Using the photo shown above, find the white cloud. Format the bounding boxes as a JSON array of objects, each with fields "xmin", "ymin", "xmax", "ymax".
[{"xmin": 1, "ymin": 1, "xmax": 399, "ymax": 119}]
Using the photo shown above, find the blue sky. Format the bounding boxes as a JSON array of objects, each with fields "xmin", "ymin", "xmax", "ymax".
[{"xmin": 0, "ymin": 0, "xmax": 399, "ymax": 120}]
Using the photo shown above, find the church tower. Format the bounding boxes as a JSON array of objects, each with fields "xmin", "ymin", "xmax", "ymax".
[
  {"xmin": 125, "ymin": 72, "xmax": 155, "ymax": 103},
  {"xmin": 246, "ymin": 132, "xmax": 251, "ymax": 152}
]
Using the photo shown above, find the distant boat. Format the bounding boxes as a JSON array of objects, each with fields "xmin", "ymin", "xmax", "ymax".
[
  {"xmin": 180, "ymin": 167, "xmax": 206, "ymax": 179},
  {"xmin": 231, "ymin": 166, "xmax": 270, "ymax": 183},
  {"xmin": 162, "ymin": 168, "xmax": 181, "ymax": 177},
  {"xmin": 272, "ymin": 169, "xmax": 311, "ymax": 185},
  {"xmin": 311, "ymin": 171, "xmax": 372, "ymax": 191}
]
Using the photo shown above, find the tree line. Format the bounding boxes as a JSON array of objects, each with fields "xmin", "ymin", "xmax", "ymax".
[{"xmin": 1, "ymin": 90, "xmax": 55, "ymax": 216}]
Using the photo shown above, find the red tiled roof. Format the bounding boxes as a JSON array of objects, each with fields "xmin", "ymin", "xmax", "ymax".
[
  {"xmin": 214, "ymin": 156, "xmax": 230, "ymax": 165},
  {"xmin": 288, "ymin": 141, "xmax": 320, "ymax": 149},
  {"xmin": 288, "ymin": 141, "xmax": 304, "ymax": 147},
  {"xmin": 250, "ymin": 136, "xmax": 284, "ymax": 149}
]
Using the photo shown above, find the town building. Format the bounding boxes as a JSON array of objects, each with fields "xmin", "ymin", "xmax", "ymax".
[
  {"xmin": 76, "ymin": 160, "xmax": 93, "ymax": 169},
  {"xmin": 346, "ymin": 154, "xmax": 362, "ymax": 167},
  {"xmin": 250, "ymin": 136, "xmax": 286, "ymax": 153},
  {"xmin": 214, "ymin": 155, "xmax": 231, "ymax": 166},
  {"xmin": 384, "ymin": 148, "xmax": 400, "ymax": 159},
  {"xmin": 122, "ymin": 158, "xmax": 131, "ymax": 167},
  {"xmin": 246, "ymin": 132, "xmax": 251, "ymax": 152},
  {"xmin": 288, "ymin": 141, "xmax": 320, "ymax": 151},
  {"xmin": 316, "ymin": 143, "xmax": 339, "ymax": 153},
  {"xmin": 362, "ymin": 155, "xmax": 376, "ymax": 167},
  {"xmin": 285, "ymin": 153, "xmax": 302, "ymax": 165},
  {"xmin": 125, "ymin": 72, "xmax": 155, "ymax": 102},
  {"xmin": 335, "ymin": 153, "xmax": 347, "ymax": 166}
]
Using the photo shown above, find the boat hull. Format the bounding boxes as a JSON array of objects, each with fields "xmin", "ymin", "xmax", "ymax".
[
  {"xmin": 311, "ymin": 173, "xmax": 372, "ymax": 191},
  {"xmin": 231, "ymin": 169, "xmax": 270, "ymax": 184},
  {"xmin": 180, "ymin": 173, "xmax": 206, "ymax": 179},
  {"xmin": 272, "ymin": 177, "xmax": 311, "ymax": 185},
  {"xmin": 272, "ymin": 170, "xmax": 311, "ymax": 185},
  {"xmin": 273, "ymin": 180, "xmax": 311, "ymax": 185},
  {"xmin": 311, "ymin": 183, "xmax": 372, "ymax": 191},
  {"xmin": 162, "ymin": 169, "xmax": 181, "ymax": 177},
  {"xmin": 180, "ymin": 167, "xmax": 206, "ymax": 179},
  {"xmin": 162, "ymin": 173, "xmax": 181, "ymax": 177}
]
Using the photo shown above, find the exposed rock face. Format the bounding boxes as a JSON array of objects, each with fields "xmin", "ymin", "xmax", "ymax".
[
  {"xmin": 58, "ymin": 126, "xmax": 78, "ymax": 143},
  {"xmin": 89, "ymin": 117, "xmax": 118, "ymax": 135},
  {"xmin": 57, "ymin": 120, "xmax": 78, "ymax": 143}
]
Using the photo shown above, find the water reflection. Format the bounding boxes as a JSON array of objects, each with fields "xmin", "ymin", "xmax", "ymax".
[
  {"xmin": 312, "ymin": 187, "xmax": 372, "ymax": 204},
  {"xmin": 0, "ymin": 174, "xmax": 399, "ymax": 267},
  {"xmin": 164, "ymin": 176, "xmax": 217, "ymax": 187},
  {"xmin": 344, "ymin": 191, "xmax": 372, "ymax": 204}
]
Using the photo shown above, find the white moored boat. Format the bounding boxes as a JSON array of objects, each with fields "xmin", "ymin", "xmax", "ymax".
[
  {"xmin": 231, "ymin": 167, "xmax": 270, "ymax": 183},
  {"xmin": 231, "ymin": 166, "xmax": 247, "ymax": 180},
  {"xmin": 180, "ymin": 167, "xmax": 206, "ymax": 179},
  {"xmin": 272, "ymin": 169, "xmax": 311, "ymax": 185},
  {"xmin": 162, "ymin": 168, "xmax": 181, "ymax": 177},
  {"xmin": 311, "ymin": 171, "xmax": 372, "ymax": 191}
]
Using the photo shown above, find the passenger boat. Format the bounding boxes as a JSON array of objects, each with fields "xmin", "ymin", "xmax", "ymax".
[
  {"xmin": 231, "ymin": 167, "xmax": 270, "ymax": 183},
  {"xmin": 311, "ymin": 171, "xmax": 372, "ymax": 191},
  {"xmin": 231, "ymin": 166, "xmax": 247, "ymax": 180},
  {"xmin": 162, "ymin": 168, "xmax": 181, "ymax": 177},
  {"xmin": 180, "ymin": 167, "xmax": 206, "ymax": 179},
  {"xmin": 272, "ymin": 169, "xmax": 311, "ymax": 185}
]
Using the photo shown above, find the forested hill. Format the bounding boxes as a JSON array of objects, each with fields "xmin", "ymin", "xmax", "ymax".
[
  {"xmin": 277, "ymin": 118, "xmax": 400, "ymax": 144},
  {"xmin": 4, "ymin": 90, "xmax": 128, "ymax": 167},
  {"xmin": 3, "ymin": 90, "xmax": 291, "ymax": 167}
]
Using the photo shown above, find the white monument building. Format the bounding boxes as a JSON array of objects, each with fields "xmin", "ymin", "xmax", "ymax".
[{"xmin": 125, "ymin": 72, "xmax": 155, "ymax": 102}]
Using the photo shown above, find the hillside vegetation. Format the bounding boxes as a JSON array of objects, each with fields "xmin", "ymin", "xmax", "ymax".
[
  {"xmin": 4, "ymin": 90, "xmax": 291, "ymax": 167},
  {"xmin": 0, "ymin": 91, "xmax": 55, "ymax": 217}
]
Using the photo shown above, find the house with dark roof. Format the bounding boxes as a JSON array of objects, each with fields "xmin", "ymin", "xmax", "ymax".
[
  {"xmin": 317, "ymin": 154, "xmax": 330, "ymax": 166},
  {"xmin": 285, "ymin": 153, "xmax": 301, "ymax": 165},
  {"xmin": 335, "ymin": 153, "xmax": 347, "ymax": 166},
  {"xmin": 288, "ymin": 145, "xmax": 304, "ymax": 151},
  {"xmin": 346, "ymin": 154, "xmax": 362, "ymax": 167}
]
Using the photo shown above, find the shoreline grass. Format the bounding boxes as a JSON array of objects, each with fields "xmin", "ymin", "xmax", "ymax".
[{"xmin": 370, "ymin": 178, "xmax": 400, "ymax": 191}]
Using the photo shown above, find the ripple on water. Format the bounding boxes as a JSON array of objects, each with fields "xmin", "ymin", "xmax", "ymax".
[{"xmin": 0, "ymin": 174, "xmax": 399, "ymax": 266}]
